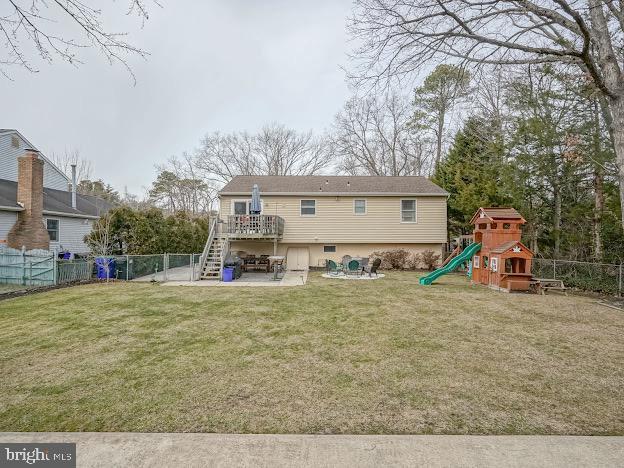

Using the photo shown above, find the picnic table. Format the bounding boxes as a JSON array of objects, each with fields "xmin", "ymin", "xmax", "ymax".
[{"xmin": 530, "ymin": 278, "xmax": 567, "ymax": 295}]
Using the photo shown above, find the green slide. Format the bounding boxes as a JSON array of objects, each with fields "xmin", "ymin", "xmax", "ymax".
[{"xmin": 419, "ymin": 243, "xmax": 482, "ymax": 285}]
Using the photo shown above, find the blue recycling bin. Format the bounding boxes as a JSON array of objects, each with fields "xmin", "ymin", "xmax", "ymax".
[
  {"xmin": 222, "ymin": 267, "xmax": 234, "ymax": 282},
  {"xmin": 95, "ymin": 257, "xmax": 116, "ymax": 279}
]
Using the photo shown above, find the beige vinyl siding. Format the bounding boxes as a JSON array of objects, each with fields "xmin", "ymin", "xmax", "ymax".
[
  {"xmin": 219, "ymin": 195, "xmax": 447, "ymax": 244},
  {"xmin": 229, "ymin": 241, "xmax": 444, "ymax": 268}
]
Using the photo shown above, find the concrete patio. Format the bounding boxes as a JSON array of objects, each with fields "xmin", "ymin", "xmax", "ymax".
[{"xmin": 162, "ymin": 270, "xmax": 308, "ymax": 287}]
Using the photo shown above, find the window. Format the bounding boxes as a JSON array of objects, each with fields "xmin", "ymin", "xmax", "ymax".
[
  {"xmin": 483, "ymin": 256, "xmax": 489, "ymax": 268},
  {"xmin": 354, "ymin": 199, "xmax": 366, "ymax": 215},
  {"xmin": 491, "ymin": 257, "xmax": 498, "ymax": 272},
  {"xmin": 233, "ymin": 201, "xmax": 248, "ymax": 215},
  {"xmin": 11, "ymin": 136, "xmax": 19, "ymax": 148},
  {"xmin": 300, "ymin": 199, "xmax": 316, "ymax": 216},
  {"xmin": 473, "ymin": 256, "xmax": 480, "ymax": 268},
  {"xmin": 46, "ymin": 219, "xmax": 59, "ymax": 242},
  {"xmin": 323, "ymin": 245, "xmax": 336, "ymax": 253},
  {"xmin": 503, "ymin": 223, "xmax": 511, "ymax": 229},
  {"xmin": 401, "ymin": 199, "xmax": 416, "ymax": 222}
]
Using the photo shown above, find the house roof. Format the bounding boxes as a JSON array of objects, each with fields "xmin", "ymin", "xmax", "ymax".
[
  {"xmin": 219, "ymin": 175, "xmax": 448, "ymax": 196},
  {"xmin": 490, "ymin": 240, "xmax": 534, "ymax": 255},
  {"xmin": 0, "ymin": 179, "xmax": 115, "ymax": 218},
  {"xmin": 470, "ymin": 207, "xmax": 526, "ymax": 224}
]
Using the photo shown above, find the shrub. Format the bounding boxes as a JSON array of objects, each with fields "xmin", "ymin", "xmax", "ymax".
[
  {"xmin": 371, "ymin": 249, "xmax": 411, "ymax": 270},
  {"xmin": 406, "ymin": 253, "xmax": 422, "ymax": 270},
  {"xmin": 420, "ymin": 250, "xmax": 441, "ymax": 271}
]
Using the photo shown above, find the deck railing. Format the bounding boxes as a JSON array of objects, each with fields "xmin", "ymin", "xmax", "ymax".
[{"xmin": 225, "ymin": 215, "xmax": 284, "ymax": 238}]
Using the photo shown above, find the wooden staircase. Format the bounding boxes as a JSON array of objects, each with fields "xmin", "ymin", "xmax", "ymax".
[
  {"xmin": 201, "ymin": 236, "xmax": 225, "ymax": 279},
  {"xmin": 198, "ymin": 219, "xmax": 229, "ymax": 280}
]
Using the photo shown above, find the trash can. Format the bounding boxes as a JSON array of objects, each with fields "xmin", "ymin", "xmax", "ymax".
[
  {"xmin": 222, "ymin": 267, "xmax": 234, "ymax": 282},
  {"xmin": 95, "ymin": 257, "xmax": 116, "ymax": 279}
]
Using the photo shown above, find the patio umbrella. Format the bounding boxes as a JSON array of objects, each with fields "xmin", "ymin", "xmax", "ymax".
[{"xmin": 250, "ymin": 184, "xmax": 262, "ymax": 214}]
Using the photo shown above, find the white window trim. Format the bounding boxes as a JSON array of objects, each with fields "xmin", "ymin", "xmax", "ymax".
[
  {"xmin": 323, "ymin": 245, "xmax": 337, "ymax": 253},
  {"xmin": 400, "ymin": 199, "xmax": 417, "ymax": 223},
  {"xmin": 491, "ymin": 257, "xmax": 498, "ymax": 272},
  {"xmin": 230, "ymin": 199, "xmax": 263, "ymax": 215},
  {"xmin": 300, "ymin": 199, "xmax": 316, "ymax": 217},
  {"xmin": 473, "ymin": 255, "xmax": 480, "ymax": 268},
  {"xmin": 45, "ymin": 217, "xmax": 60, "ymax": 243},
  {"xmin": 353, "ymin": 199, "xmax": 367, "ymax": 215}
]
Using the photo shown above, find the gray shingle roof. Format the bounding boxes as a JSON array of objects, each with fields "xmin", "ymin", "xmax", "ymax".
[
  {"xmin": 220, "ymin": 175, "xmax": 448, "ymax": 196},
  {"xmin": 0, "ymin": 179, "xmax": 114, "ymax": 217}
]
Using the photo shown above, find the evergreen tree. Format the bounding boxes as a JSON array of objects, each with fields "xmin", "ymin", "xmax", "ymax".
[{"xmin": 433, "ymin": 117, "xmax": 510, "ymax": 237}]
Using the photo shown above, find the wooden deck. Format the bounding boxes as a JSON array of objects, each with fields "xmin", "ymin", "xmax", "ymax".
[{"xmin": 224, "ymin": 215, "xmax": 285, "ymax": 240}]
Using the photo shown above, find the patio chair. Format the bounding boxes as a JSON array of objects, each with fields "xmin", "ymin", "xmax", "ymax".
[
  {"xmin": 258, "ymin": 255, "xmax": 270, "ymax": 273},
  {"xmin": 346, "ymin": 259, "xmax": 360, "ymax": 276},
  {"xmin": 363, "ymin": 258, "xmax": 382, "ymax": 277},
  {"xmin": 358, "ymin": 257, "xmax": 369, "ymax": 275},
  {"xmin": 243, "ymin": 255, "xmax": 257, "ymax": 272},
  {"xmin": 326, "ymin": 259, "xmax": 342, "ymax": 275}
]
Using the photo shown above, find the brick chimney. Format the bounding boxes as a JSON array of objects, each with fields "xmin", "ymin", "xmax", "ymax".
[{"xmin": 7, "ymin": 150, "xmax": 50, "ymax": 250}]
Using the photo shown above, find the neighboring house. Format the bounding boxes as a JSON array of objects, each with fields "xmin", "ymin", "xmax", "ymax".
[
  {"xmin": 200, "ymin": 175, "xmax": 448, "ymax": 277},
  {"xmin": 0, "ymin": 129, "xmax": 114, "ymax": 253}
]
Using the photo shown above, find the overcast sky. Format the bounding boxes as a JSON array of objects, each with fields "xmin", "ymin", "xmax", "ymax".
[{"xmin": 2, "ymin": 0, "xmax": 353, "ymax": 195}]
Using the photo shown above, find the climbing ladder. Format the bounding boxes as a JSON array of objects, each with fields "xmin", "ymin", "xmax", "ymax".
[{"xmin": 199, "ymin": 219, "xmax": 228, "ymax": 280}]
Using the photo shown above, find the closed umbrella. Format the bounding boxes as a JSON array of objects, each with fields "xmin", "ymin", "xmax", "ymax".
[{"xmin": 250, "ymin": 184, "xmax": 262, "ymax": 214}]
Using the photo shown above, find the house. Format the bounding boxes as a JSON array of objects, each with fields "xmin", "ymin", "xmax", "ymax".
[
  {"xmin": 199, "ymin": 175, "xmax": 448, "ymax": 278},
  {"xmin": 0, "ymin": 129, "xmax": 114, "ymax": 253}
]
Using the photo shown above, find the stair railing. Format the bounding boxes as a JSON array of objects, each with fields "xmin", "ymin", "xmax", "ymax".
[
  {"xmin": 198, "ymin": 217, "xmax": 218, "ymax": 280},
  {"xmin": 219, "ymin": 238, "xmax": 230, "ymax": 280}
]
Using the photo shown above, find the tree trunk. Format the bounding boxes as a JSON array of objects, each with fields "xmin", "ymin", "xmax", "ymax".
[
  {"xmin": 553, "ymin": 181, "xmax": 561, "ymax": 259},
  {"xmin": 591, "ymin": 98, "xmax": 604, "ymax": 261},
  {"xmin": 435, "ymin": 109, "xmax": 445, "ymax": 169},
  {"xmin": 608, "ymin": 96, "xmax": 624, "ymax": 234},
  {"xmin": 593, "ymin": 167, "xmax": 604, "ymax": 261}
]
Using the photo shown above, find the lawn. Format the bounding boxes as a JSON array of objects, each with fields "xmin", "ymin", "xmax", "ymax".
[{"xmin": 0, "ymin": 272, "xmax": 622, "ymax": 435}]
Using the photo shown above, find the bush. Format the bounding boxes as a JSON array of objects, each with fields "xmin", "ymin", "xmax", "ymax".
[
  {"xmin": 372, "ymin": 249, "xmax": 411, "ymax": 270},
  {"xmin": 420, "ymin": 250, "xmax": 441, "ymax": 271}
]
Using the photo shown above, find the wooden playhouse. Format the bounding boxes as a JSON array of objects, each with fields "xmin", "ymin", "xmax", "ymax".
[{"xmin": 470, "ymin": 207, "xmax": 534, "ymax": 292}]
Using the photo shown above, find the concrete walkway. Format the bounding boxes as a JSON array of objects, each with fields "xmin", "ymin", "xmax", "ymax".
[{"xmin": 0, "ymin": 433, "xmax": 621, "ymax": 467}]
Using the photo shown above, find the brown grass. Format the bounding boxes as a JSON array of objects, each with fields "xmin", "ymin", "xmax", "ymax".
[{"xmin": 0, "ymin": 272, "xmax": 622, "ymax": 434}]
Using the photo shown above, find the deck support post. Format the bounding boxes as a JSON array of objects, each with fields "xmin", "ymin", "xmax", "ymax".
[{"xmin": 273, "ymin": 238, "xmax": 277, "ymax": 256}]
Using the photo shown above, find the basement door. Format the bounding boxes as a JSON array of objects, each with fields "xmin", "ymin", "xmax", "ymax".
[{"xmin": 286, "ymin": 247, "xmax": 309, "ymax": 271}]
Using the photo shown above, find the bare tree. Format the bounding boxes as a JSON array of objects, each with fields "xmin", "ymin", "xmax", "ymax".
[
  {"xmin": 87, "ymin": 214, "xmax": 114, "ymax": 281},
  {"xmin": 150, "ymin": 154, "xmax": 217, "ymax": 214},
  {"xmin": 195, "ymin": 123, "xmax": 332, "ymax": 184},
  {"xmin": 349, "ymin": 0, "xmax": 624, "ymax": 232},
  {"xmin": 413, "ymin": 64, "xmax": 471, "ymax": 168},
  {"xmin": 0, "ymin": 0, "xmax": 158, "ymax": 79},
  {"xmin": 332, "ymin": 92, "xmax": 433, "ymax": 176},
  {"xmin": 50, "ymin": 148, "xmax": 92, "ymax": 185}
]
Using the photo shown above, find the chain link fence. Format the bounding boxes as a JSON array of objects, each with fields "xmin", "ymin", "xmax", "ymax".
[
  {"xmin": 533, "ymin": 258, "xmax": 623, "ymax": 296},
  {"xmin": 104, "ymin": 254, "xmax": 202, "ymax": 282},
  {"xmin": 0, "ymin": 249, "xmax": 203, "ymax": 294}
]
